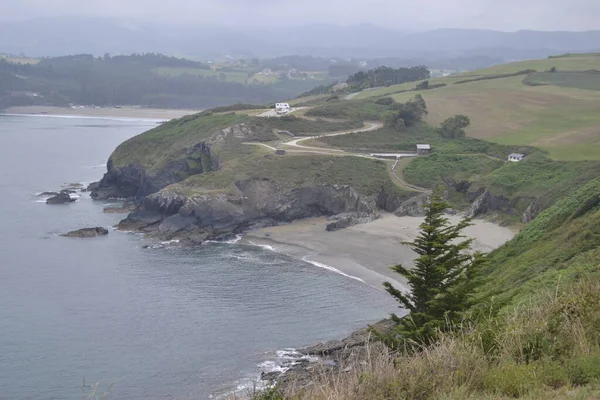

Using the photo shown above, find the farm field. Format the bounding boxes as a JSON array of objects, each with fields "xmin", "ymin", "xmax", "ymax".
[
  {"xmin": 356, "ymin": 56, "xmax": 600, "ymax": 161},
  {"xmin": 153, "ymin": 67, "xmax": 249, "ymax": 83}
]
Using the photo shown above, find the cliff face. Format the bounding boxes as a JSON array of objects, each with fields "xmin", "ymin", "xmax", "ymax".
[
  {"xmin": 91, "ymin": 142, "xmax": 217, "ymax": 200},
  {"xmin": 118, "ymin": 180, "xmax": 380, "ymax": 242}
]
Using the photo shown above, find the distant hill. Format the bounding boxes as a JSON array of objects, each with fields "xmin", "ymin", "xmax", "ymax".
[{"xmin": 2, "ymin": 18, "xmax": 600, "ymax": 62}]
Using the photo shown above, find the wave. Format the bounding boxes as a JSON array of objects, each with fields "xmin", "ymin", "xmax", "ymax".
[
  {"xmin": 301, "ymin": 257, "xmax": 366, "ymax": 284},
  {"xmin": 202, "ymin": 234, "xmax": 243, "ymax": 245}
]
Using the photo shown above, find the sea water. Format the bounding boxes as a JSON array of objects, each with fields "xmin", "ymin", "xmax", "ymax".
[{"xmin": 0, "ymin": 114, "xmax": 397, "ymax": 399}]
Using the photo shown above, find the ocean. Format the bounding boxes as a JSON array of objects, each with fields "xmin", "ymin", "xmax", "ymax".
[{"xmin": 0, "ymin": 114, "xmax": 397, "ymax": 399}]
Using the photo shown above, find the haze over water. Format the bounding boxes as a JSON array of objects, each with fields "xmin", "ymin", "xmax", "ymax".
[{"xmin": 0, "ymin": 115, "xmax": 397, "ymax": 399}]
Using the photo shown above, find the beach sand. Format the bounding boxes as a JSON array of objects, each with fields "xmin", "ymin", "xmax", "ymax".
[
  {"xmin": 2, "ymin": 106, "xmax": 201, "ymax": 120},
  {"xmin": 243, "ymin": 213, "xmax": 515, "ymax": 291}
]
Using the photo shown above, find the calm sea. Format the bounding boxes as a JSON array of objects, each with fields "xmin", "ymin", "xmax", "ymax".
[{"xmin": 0, "ymin": 114, "xmax": 397, "ymax": 399}]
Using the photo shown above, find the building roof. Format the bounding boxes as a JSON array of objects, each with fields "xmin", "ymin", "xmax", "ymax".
[
  {"xmin": 416, "ymin": 144, "xmax": 431, "ymax": 150},
  {"xmin": 509, "ymin": 153, "xmax": 525, "ymax": 158}
]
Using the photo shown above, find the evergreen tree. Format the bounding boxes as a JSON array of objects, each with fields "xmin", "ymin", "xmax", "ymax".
[{"xmin": 381, "ymin": 195, "xmax": 486, "ymax": 348}]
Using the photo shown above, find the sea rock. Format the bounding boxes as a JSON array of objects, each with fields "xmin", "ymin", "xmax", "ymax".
[
  {"xmin": 46, "ymin": 193, "xmax": 75, "ymax": 204},
  {"xmin": 38, "ymin": 191, "xmax": 59, "ymax": 197},
  {"xmin": 325, "ymin": 211, "xmax": 380, "ymax": 231},
  {"xmin": 394, "ymin": 193, "xmax": 430, "ymax": 217},
  {"xmin": 467, "ymin": 190, "xmax": 513, "ymax": 218},
  {"xmin": 91, "ymin": 142, "xmax": 218, "ymax": 200},
  {"xmin": 61, "ymin": 227, "xmax": 109, "ymax": 238},
  {"xmin": 60, "ymin": 189, "xmax": 76, "ymax": 194}
]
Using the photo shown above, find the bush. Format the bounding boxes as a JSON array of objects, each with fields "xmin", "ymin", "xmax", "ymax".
[
  {"xmin": 375, "ymin": 96, "xmax": 395, "ymax": 105},
  {"xmin": 567, "ymin": 353, "xmax": 600, "ymax": 385},
  {"xmin": 483, "ymin": 363, "xmax": 539, "ymax": 397}
]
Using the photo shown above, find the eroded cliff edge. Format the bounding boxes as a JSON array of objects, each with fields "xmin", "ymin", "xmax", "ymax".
[{"xmin": 91, "ymin": 112, "xmax": 412, "ymax": 242}]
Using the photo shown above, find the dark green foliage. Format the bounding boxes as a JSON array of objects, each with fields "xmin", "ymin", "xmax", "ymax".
[
  {"xmin": 202, "ymin": 103, "xmax": 267, "ymax": 114},
  {"xmin": 550, "ymin": 66, "xmax": 557, "ymax": 72},
  {"xmin": 346, "ymin": 66, "xmax": 430, "ymax": 90},
  {"xmin": 297, "ymin": 81, "xmax": 338, "ymax": 97},
  {"xmin": 522, "ymin": 70, "xmax": 600, "ymax": 91},
  {"xmin": 375, "ymin": 96, "xmax": 396, "ymax": 105},
  {"xmin": 403, "ymin": 154, "xmax": 504, "ymax": 189},
  {"xmin": 416, "ymin": 80, "xmax": 430, "ymax": 90},
  {"xmin": 305, "ymin": 99, "xmax": 392, "ymax": 120},
  {"xmin": 248, "ymin": 115, "xmax": 363, "ymax": 136},
  {"xmin": 387, "ymin": 94, "xmax": 428, "ymax": 128},
  {"xmin": 381, "ymin": 195, "xmax": 486, "ymax": 347},
  {"xmin": 440, "ymin": 114, "xmax": 471, "ymax": 139}
]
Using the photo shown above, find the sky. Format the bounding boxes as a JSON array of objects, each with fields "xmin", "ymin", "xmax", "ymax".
[{"xmin": 1, "ymin": 0, "xmax": 600, "ymax": 31}]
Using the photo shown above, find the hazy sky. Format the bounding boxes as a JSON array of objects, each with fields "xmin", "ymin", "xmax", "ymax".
[{"xmin": 2, "ymin": 0, "xmax": 600, "ymax": 31}]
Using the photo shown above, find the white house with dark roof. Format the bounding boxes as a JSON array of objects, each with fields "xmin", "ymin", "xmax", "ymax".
[
  {"xmin": 416, "ymin": 144, "xmax": 431, "ymax": 155},
  {"xmin": 508, "ymin": 153, "xmax": 525, "ymax": 162}
]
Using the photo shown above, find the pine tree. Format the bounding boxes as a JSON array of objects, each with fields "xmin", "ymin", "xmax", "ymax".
[{"xmin": 381, "ymin": 195, "xmax": 486, "ymax": 348}]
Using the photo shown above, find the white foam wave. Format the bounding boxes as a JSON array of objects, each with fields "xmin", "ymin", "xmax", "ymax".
[
  {"xmin": 203, "ymin": 234, "xmax": 243, "ymax": 245},
  {"xmin": 161, "ymin": 239, "xmax": 181, "ymax": 245},
  {"xmin": 301, "ymin": 257, "xmax": 366, "ymax": 283}
]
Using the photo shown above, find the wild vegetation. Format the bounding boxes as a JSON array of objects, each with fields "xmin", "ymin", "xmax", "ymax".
[
  {"xmin": 255, "ymin": 179, "xmax": 600, "ymax": 400},
  {"xmin": 346, "ymin": 66, "xmax": 430, "ymax": 91}
]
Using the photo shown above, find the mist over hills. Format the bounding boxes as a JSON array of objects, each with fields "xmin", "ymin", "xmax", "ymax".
[{"xmin": 2, "ymin": 18, "xmax": 600, "ymax": 62}]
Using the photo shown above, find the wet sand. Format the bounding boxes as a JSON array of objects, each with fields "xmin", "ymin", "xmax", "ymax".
[
  {"xmin": 2, "ymin": 106, "xmax": 201, "ymax": 120},
  {"xmin": 243, "ymin": 213, "xmax": 515, "ymax": 291}
]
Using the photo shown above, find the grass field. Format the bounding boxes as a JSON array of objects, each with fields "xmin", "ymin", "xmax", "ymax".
[
  {"xmin": 352, "ymin": 54, "xmax": 600, "ymax": 161},
  {"xmin": 153, "ymin": 67, "xmax": 249, "ymax": 83},
  {"xmin": 1, "ymin": 56, "xmax": 40, "ymax": 64},
  {"xmin": 524, "ymin": 71, "xmax": 600, "ymax": 91}
]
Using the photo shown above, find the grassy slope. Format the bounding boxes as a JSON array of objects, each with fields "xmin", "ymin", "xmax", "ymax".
[
  {"xmin": 524, "ymin": 71, "xmax": 600, "ymax": 91},
  {"xmin": 355, "ymin": 55, "xmax": 600, "ymax": 161},
  {"xmin": 259, "ymin": 179, "xmax": 600, "ymax": 400},
  {"xmin": 110, "ymin": 112, "xmax": 247, "ymax": 171},
  {"xmin": 316, "ymin": 123, "xmax": 533, "ymax": 157},
  {"xmin": 482, "ymin": 178, "xmax": 600, "ymax": 303},
  {"xmin": 172, "ymin": 151, "xmax": 410, "ymax": 199}
]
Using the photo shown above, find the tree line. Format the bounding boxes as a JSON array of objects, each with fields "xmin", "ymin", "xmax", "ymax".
[
  {"xmin": 0, "ymin": 54, "xmax": 313, "ymax": 109},
  {"xmin": 346, "ymin": 65, "xmax": 430, "ymax": 90}
]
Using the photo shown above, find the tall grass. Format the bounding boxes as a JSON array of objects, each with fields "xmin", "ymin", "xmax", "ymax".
[{"xmin": 258, "ymin": 280, "xmax": 600, "ymax": 400}]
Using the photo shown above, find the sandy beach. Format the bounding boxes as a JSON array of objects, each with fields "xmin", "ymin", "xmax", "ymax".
[
  {"xmin": 2, "ymin": 106, "xmax": 202, "ymax": 120},
  {"xmin": 243, "ymin": 213, "xmax": 515, "ymax": 291}
]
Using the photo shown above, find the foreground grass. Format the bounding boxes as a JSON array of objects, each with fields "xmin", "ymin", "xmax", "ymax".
[{"xmin": 255, "ymin": 179, "xmax": 600, "ymax": 400}]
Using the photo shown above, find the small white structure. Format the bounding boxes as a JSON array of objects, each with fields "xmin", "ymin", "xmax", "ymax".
[
  {"xmin": 416, "ymin": 144, "xmax": 431, "ymax": 155},
  {"xmin": 508, "ymin": 153, "xmax": 525, "ymax": 162},
  {"xmin": 275, "ymin": 103, "xmax": 291, "ymax": 114}
]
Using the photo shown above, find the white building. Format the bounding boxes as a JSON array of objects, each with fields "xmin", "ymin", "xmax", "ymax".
[
  {"xmin": 416, "ymin": 144, "xmax": 431, "ymax": 155},
  {"xmin": 508, "ymin": 153, "xmax": 525, "ymax": 162},
  {"xmin": 275, "ymin": 103, "xmax": 291, "ymax": 114}
]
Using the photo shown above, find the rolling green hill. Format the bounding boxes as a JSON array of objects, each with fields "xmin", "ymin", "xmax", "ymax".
[{"xmin": 352, "ymin": 54, "xmax": 600, "ymax": 161}]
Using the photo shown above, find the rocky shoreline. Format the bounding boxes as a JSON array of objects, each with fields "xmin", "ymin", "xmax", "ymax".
[{"xmin": 260, "ymin": 319, "xmax": 396, "ymax": 391}]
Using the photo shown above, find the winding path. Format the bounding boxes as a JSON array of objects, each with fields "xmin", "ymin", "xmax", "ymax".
[{"xmin": 243, "ymin": 119, "xmax": 431, "ymax": 196}]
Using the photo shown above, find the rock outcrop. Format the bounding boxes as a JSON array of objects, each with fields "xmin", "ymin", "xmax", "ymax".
[
  {"xmin": 118, "ymin": 180, "xmax": 380, "ymax": 241},
  {"xmin": 61, "ymin": 227, "xmax": 109, "ymax": 237},
  {"xmin": 262, "ymin": 319, "xmax": 396, "ymax": 389},
  {"xmin": 46, "ymin": 193, "xmax": 75, "ymax": 205},
  {"xmin": 91, "ymin": 142, "xmax": 217, "ymax": 200},
  {"xmin": 394, "ymin": 192, "xmax": 430, "ymax": 217},
  {"xmin": 467, "ymin": 189, "xmax": 513, "ymax": 218}
]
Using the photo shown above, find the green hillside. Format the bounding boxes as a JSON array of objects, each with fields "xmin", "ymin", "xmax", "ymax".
[{"xmin": 353, "ymin": 54, "xmax": 600, "ymax": 161}]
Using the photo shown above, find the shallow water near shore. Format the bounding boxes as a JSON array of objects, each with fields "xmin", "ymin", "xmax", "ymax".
[{"xmin": 0, "ymin": 115, "xmax": 398, "ymax": 399}]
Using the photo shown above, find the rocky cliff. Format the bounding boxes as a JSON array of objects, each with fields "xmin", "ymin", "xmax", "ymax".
[{"xmin": 118, "ymin": 180, "xmax": 381, "ymax": 243}]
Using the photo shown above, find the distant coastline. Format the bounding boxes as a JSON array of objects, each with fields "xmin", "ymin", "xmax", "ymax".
[{"xmin": 2, "ymin": 106, "xmax": 201, "ymax": 121}]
